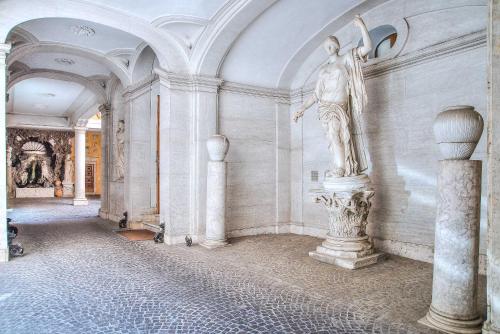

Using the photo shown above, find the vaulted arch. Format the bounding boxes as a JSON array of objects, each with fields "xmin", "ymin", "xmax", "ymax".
[
  {"xmin": 0, "ymin": 0, "xmax": 188, "ymax": 72},
  {"xmin": 8, "ymin": 69, "xmax": 107, "ymax": 104},
  {"xmin": 190, "ymin": 0, "xmax": 278, "ymax": 76},
  {"xmin": 8, "ymin": 42, "xmax": 130, "ymax": 86}
]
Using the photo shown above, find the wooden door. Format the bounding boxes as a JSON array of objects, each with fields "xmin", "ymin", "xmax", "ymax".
[{"xmin": 85, "ymin": 163, "xmax": 95, "ymax": 194}]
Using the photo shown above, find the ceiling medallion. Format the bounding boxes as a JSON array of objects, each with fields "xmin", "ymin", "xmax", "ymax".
[
  {"xmin": 54, "ymin": 58, "xmax": 75, "ymax": 66},
  {"xmin": 70, "ymin": 25, "xmax": 95, "ymax": 37}
]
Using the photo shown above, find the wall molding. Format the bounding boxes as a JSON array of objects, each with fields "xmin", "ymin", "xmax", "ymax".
[
  {"xmin": 290, "ymin": 29, "xmax": 487, "ymax": 100},
  {"xmin": 221, "ymin": 80, "xmax": 289, "ymax": 102},
  {"xmin": 364, "ymin": 29, "xmax": 486, "ymax": 79}
]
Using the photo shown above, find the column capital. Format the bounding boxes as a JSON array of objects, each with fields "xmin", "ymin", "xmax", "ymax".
[
  {"xmin": 98, "ymin": 103, "xmax": 111, "ymax": 113},
  {"xmin": 74, "ymin": 119, "xmax": 88, "ymax": 131}
]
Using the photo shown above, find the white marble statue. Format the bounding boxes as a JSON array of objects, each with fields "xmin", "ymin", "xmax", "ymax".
[
  {"xmin": 63, "ymin": 154, "xmax": 74, "ymax": 183},
  {"xmin": 40, "ymin": 159, "xmax": 54, "ymax": 187},
  {"xmin": 293, "ymin": 15, "xmax": 372, "ymax": 178},
  {"xmin": 114, "ymin": 120, "xmax": 125, "ymax": 180}
]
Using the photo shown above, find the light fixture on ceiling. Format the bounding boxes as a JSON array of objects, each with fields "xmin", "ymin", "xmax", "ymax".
[
  {"xmin": 33, "ymin": 103, "xmax": 48, "ymax": 110},
  {"xmin": 70, "ymin": 25, "xmax": 95, "ymax": 37},
  {"xmin": 54, "ymin": 58, "xmax": 75, "ymax": 65}
]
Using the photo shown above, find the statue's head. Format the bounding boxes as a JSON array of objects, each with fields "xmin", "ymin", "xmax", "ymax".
[
  {"xmin": 323, "ymin": 36, "xmax": 340, "ymax": 55},
  {"xmin": 118, "ymin": 120, "xmax": 125, "ymax": 131}
]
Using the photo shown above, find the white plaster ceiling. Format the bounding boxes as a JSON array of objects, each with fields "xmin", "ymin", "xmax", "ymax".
[
  {"xmin": 9, "ymin": 78, "xmax": 85, "ymax": 117},
  {"xmin": 78, "ymin": 0, "xmax": 229, "ymax": 22},
  {"xmin": 19, "ymin": 52, "xmax": 111, "ymax": 78},
  {"xmin": 18, "ymin": 18, "xmax": 143, "ymax": 54},
  {"xmin": 221, "ymin": 0, "xmax": 363, "ymax": 88}
]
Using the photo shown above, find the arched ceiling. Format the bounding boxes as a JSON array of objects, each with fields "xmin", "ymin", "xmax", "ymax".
[
  {"xmin": 18, "ymin": 18, "xmax": 143, "ymax": 54},
  {"xmin": 80, "ymin": 0, "xmax": 229, "ymax": 22},
  {"xmin": 8, "ymin": 78, "xmax": 85, "ymax": 117},
  {"xmin": 220, "ymin": 0, "xmax": 365, "ymax": 88}
]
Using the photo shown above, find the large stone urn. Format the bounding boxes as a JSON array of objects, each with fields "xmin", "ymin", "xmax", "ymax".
[
  {"xmin": 206, "ymin": 135, "xmax": 230, "ymax": 161},
  {"xmin": 433, "ymin": 105, "xmax": 484, "ymax": 160}
]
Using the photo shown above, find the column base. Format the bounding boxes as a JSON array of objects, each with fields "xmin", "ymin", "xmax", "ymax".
[
  {"xmin": 200, "ymin": 239, "xmax": 229, "ymax": 249},
  {"xmin": 309, "ymin": 249, "xmax": 385, "ymax": 269},
  {"xmin": 418, "ymin": 306, "xmax": 483, "ymax": 334},
  {"xmin": 0, "ymin": 248, "xmax": 8, "ymax": 262},
  {"xmin": 483, "ymin": 321, "xmax": 500, "ymax": 334},
  {"xmin": 73, "ymin": 198, "xmax": 88, "ymax": 206},
  {"xmin": 309, "ymin": 235, "xmax": 385, "ymax": 269}
]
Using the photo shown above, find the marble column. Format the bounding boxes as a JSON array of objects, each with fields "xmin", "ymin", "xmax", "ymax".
[
  {"xmin": 420, "ymin": 106, "xmax": 484, "ymax": 333},
  {"xmin": 73, "ymin": 124, "xmax": 88, "ymax": 206},
  {"xmin": 419, "ymin": 161, "xmax": 483, "ymax": 333},
  {"xmin": 0, "ymin": 43, "xmax": 11, "ymax": 262},
  {"xmin": 98, "ymin": 104, "xmax": 111, "ymax": 218},
  {"xmin": 485, "ymin": 1, "xmax": 500, "ymax": 332},
  {"xmin": 201, "ymin": 135, "xmax": 229, "ymax": 249}
]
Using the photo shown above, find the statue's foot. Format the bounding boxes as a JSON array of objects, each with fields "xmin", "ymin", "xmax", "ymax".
[{"xmin": 326, "ymin": 168, "xmax": 345, "ymax": 178}]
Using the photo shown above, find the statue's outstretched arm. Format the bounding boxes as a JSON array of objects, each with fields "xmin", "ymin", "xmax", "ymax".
[
  {"xmin": 354, "ymin": 15, "xmax": 372, "ymax": 58},
  {"xmin": 293, "ymin": 94, "xmax": 317, "ymax": 122}
]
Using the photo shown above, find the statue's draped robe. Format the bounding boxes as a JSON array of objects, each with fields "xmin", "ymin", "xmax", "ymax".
[{"xmin": 315, "ymin": 48, "xmax": 368, "ymax": 177}]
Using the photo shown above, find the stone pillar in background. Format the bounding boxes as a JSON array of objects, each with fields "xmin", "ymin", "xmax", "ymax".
[
  {"xmin": 73, "ymin": 123, "xmax": 88, "ymax": 206},
  {"xmin": 0, "ymin": 43, "xmax": 11, "ymax": 262},
  {"xmin": 485, "ymin": 1, "xmax": 500, "ymax": 332},
  {"xmin": 98, "ymin": 104, "xmax": 111, "ymax": 218},
  {"xmin": 420, "ymin": 106, "xmax": 484, "ymax": 333},
  {"xmin": 201, "ymin": 135, "xmax": 229, "ymax": 249}
]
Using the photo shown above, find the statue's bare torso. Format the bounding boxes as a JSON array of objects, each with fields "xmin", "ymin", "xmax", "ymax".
[{"xmin": 316, "ymin": 56, "xmax": 349, "ymax": 105}]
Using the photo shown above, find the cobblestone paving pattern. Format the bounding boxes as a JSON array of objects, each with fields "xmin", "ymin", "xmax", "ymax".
[{"xmin": 0, "ymin": 198, "xmax": 486, "ymax": 333}]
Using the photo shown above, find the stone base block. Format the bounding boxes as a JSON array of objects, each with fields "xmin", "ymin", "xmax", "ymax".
[
  {"xmin": 200, "ymin": 239, "xmax": 229, "ymax": 249},
  {"xmin": 16, "ymin": 187, "xmax": 54, "ymax": 198},
  {"xmin": 73, "ymin": 198, "xmax": 88, "ymax": 206},
  {"xmin": 309, "ymin": 250, "xmax": 385, "ymax": 269},
  {"xmin": 62, "ymin": 182, "xmax": 74, "ymax": 197},
  {"xmin": 418, "ymin": 307, "xmax": 483, "ymax": 334}
]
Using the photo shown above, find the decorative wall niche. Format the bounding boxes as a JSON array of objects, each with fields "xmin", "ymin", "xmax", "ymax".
[{"xmin": 7, "ymin": 128, "xmax": 74, "ymax": 195}]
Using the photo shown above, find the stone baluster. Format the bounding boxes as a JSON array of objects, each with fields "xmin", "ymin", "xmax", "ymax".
[{"xmin": 419, "ymin": 105, "xmax": 484, "ymax": 333}]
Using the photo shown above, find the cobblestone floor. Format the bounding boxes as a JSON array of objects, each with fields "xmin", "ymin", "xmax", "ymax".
[{"xmin": 0, "ymin": 198, "xmax": 486, "ymax": 333}]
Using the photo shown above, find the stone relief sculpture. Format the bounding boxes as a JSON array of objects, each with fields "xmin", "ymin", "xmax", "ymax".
[
  {"xmin": 294, "ymin": 14, "xmax": 369, "ymax": 178},
  {"xmin": 294, "ymin": 15, "xmax": 384, "ymax": 269},
  {"xmin": 114, "ymin": 120, "xmax": 125, "ymax": 181}
]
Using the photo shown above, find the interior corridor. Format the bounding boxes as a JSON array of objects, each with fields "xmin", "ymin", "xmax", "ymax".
[{"xmin": 0, "ymin": 199, "xmax": 485, "ymax": 333}]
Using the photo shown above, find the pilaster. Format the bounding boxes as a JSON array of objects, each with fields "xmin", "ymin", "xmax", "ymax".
[{"xmin": 0, "ymin": 44, "xmax": 11, "ymax": 262}]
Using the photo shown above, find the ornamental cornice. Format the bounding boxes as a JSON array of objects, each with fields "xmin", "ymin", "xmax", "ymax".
[
  {"xmin": 221, "ymin": 81, "xmax": 290, "ymax": 102},
  {"xmin": 291, "ymin": 30, "xmax": 486, "ymax": 97},
  {"xmin": 363, "ymin": 29, "xmax": 486, "ymax": 79},
  {"xmin": 155, "ymin": 68, "xmax": 223, "ymax": 93}
]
